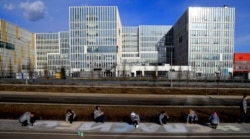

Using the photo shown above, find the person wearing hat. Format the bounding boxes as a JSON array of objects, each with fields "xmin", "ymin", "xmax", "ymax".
[{"xmin": 130, "ymin": 112, "xmax": 140, "ymax": 128}]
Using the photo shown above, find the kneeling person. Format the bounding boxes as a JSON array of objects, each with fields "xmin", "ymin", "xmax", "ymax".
[
  {"xmin": 18, "ymin": 112, "xmax": 35, "ymax": 126},
  {"xmin": 209, "ymin": 112, "xmax": 220, "ymax": 129},
  {"xmin": 66, "ymin": 109, "xmax": 76, "ymax": 124},
  {"xmin": 93, "ymin": 106, "xmax": 105, "ymax": 123},
  {"xmin": 130, "ymin": 112, "xmax": 140, "ymax": 128}
]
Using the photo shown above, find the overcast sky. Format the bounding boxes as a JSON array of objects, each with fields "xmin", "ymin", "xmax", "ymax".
[{"xmin": 1, "ymin": 0, "xmax": 250, "ymax": 52}]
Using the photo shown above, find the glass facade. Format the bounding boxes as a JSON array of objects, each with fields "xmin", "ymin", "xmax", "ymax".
[
  {"xmin": 0, "ymin": 19, "xmax": 35, "ymax": 77},
  {"xmin": 1, "ymin": 6, "xmax": 237, "ymax": 78},
  {"xmin": 173, "ymin": 7, "xmax": 235, "ymax": 76},
  {"xmin": 36, "ymin": 33, "xmax": 59, "ymax": 75},
  {"xmin": 139, "ymin": 25, "xmax": 171, "ymax": 65},
  {"xmin": 47, "ymin": 32, "xmax": 70, "ymax": 76},
  {"xmin": 69, "ymin": 6, "xmax": 122, "ymax": 72},
  {"xmin": 122, "ymin": 27, "xmax": 140, "ymax": 65}
]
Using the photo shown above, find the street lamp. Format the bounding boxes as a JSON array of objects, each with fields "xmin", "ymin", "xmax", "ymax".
[{"xmin": 170, "ymin": 48, "xmax": 173, "ymax": 88}]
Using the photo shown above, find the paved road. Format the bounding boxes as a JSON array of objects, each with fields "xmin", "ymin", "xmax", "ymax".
[
  {"xmin": 1, "ymin": 78, "xmax": 250, "ymax": 88},
  {"xmin": 1, "ymin": 120, "xmax": 250, "ymax": 139},
  {"xmin": 1, "ymin": 131, "xmax": 250, "ymax": 139},
  {"xmin": 0, "ymin": 91, "xmax": 241, "ymax": 106}
]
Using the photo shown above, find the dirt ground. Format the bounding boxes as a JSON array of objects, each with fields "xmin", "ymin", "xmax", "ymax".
[
  {"xmin": 0, "ymin": 84, "xmax": 249, "ymax": 123},
  {"xmin": 0, "ymin": 85, "xmax": 249, "ymax": 96}
]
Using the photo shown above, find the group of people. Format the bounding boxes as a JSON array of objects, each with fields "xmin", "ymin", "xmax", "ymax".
[
  {"xmin": 186, "ymin": 109, "xmax": 220, "ymax": 129},
  {"xmin": 18, "ymin": 95, "xmax": 247, "ymax": 129},
  {"xmin": 65, "ymin": 106, "xmax": 105, "ymax": 124}
]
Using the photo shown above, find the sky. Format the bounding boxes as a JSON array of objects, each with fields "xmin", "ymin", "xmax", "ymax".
[{"xmin": 0, "ymin": 0, "xmax": 250, "ymax": 52}]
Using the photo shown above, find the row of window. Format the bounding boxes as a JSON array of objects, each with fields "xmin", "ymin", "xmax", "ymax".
[
  {"xmin": 191, "ymin": 23, "xmax": 233, "ymax": 30},
  {"xmin": 71, "ymin": 30, "xmax": 117, "ymax": 37},
  {"xmin": 48, "ymin": 60, "xmax": 70, "ymax": 65},
  {"xmin": 190, "ymin": 38, "xmax": 233, "ymax": 45},
  {"xmin": 190, "ymin": 7, "xmax": 234, "ymax": 22},
  {"xmin": 71, "ymin": 61, "xmax": 115, "ymax": 69},
  {"xmin": 71, "ymin": 38, "xmax": 117, "ymax": 46},
  {"xmin": 70, "ymin": 7, "xmax": 117, "ymax": 22},
  {"xmin": 71, "ymin": 22, "xmax": 117, "ymax": 30},
  {"xmin": 36, "ymin": 34, "xmax": 58, "ymax": 39},
  {"xmin": 70, "ymin": 54, "xmax": 116, "ymax": 60},
  {"xmin": 122, "ymin": 53, "xmax": 139, "ymax": 57},
  {"xmin": 190, "ymin": 54, "xmax": 233, "ymax": 61},
  {"xmin": 190, "ymin": 48, "xmax": 233, "ymax": 53},
  {"xmin": 190, "ymin": 30, "xmax": 233, "ymax": 37},
  {"xmin": 190, "ymin": 61, "xmax": 232, "ymax": 68},
  {"xmin": 122, "ymin": 48, "xmax": 138, "ymax": 52},
  {"xmin": 0, "ymin": 41, "xmax": 15, "ymax": 50}
]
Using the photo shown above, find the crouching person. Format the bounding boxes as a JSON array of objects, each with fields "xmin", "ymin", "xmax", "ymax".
[
  {"xmin": 186, "ymin": 109, "xmax": 198, "ymax": 124},
  {"xmin": 159, "ymin": 111, "xmax": 169, "ymax": 125},
  {"xmin": 209, "ymin": 112, "xmax": 220, "ymax": 129},
  {"xmin": 93, "ymin": 106, "xmax": 105, "ymax": 123},
  {"xmin": 130, "ymin": 112, "xmax": 140, "ymax": 128},
  {"xmin": 18, "ymin": 111, "xmax": 35, "ymax": 126},
  {"xmin": 66, "ymin": 109, "xmax": 76, "ymax": 124}
]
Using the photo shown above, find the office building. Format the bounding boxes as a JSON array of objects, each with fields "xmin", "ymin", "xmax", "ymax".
[
  {"xmin": 122, "ymin": 27, "xmax": 139, "ymax": 66},
  {"xmin": 139, "ymin": 25, "xmax": 171, "ymax": 65},
  {"xmin": 0, "ymin": 19, "xmax": 35, "ymax": 78},
  {"xmin": 170, "ymin": 6, "xmax": 235, "ymax": 77},
  {"xmin": 122, "ymin": 26, "xmax": 171, "ymax": 66},
  {"xmin": 36, "ymin": 32, "xmax": 60, "ymax": 76},
  {"xmin": 47, "ymin": 32, "xmax": 70, "ymax": 76},
  {"xmin": 233, "ymin": 53, "xmax": 250, "ymax": 79},
  {"xmin": 69, "ymin": 6, "xmax": 122, "ymax": 74},
  {"xmin": 1, "ymin": 5, "xmax": 232, "ymax": 79}
]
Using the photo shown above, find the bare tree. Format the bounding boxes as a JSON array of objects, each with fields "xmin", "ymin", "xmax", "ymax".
[
  {"xmin": 177, "ymin": 66, "xmax": 182, "ymax": 86},
  {"xmin": 43, "ymin": 63, "xmax": 49, "ymax": 79},
  {"xmin": 214, "ymin": 65, "xmax": 221, "ymax": 94},
  {"xmin": 27, "ymin": 58, "xmax": 35, "ymax": 80},
  {"xmin": 17, "ymin": 61, "xmax": 22, "ymax": 73},
  {"xmin": 8, "ymin": 59, "xmax": 13, "ymax": 78},
  {"xmin": 204, "ymin": 73, "xmax": 208, "ymax": 95},
  {"xmin": 0, "ymin": 56, "xmax": 4, "ymax": 77},
  {"xmin": 153, "ymin": 63, "xmax": 158, "ymax": 86},
  {"xmin": 122, "ymin": 61, "xmax": 127, "ymax": 78},
  {"xmin": 185, "ymin": 69, "xmax": 190, "ymax": 87},
  {"xmin": 60, "ymin": 66, "xmax": 66, "ymax": 79}
]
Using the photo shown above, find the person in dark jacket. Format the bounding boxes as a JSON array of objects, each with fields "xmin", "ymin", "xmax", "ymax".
[
  {"xmin": 159, "ymin": 111, "xmax": 169, "ymax": 125},
  {"xmin": 240, "ymin": 94, "xmax": 247, "ymax": 123},
  {"xmin": 130, "ymin": 112, "xmax": 140, "ymax": 128},
  {"xmin": 93, "ymin": 106, "xmax": 105, "ymax": 123},
  {"xmin": 209, "ymin": 112, "xmax": 220, "ymax": 129},
  {"xmin": 186, "ymin": 109, "xmax": 198, "ymax": 124},
  {"xmin": 18, "ymin": 112, "xmax": 35, "ymax": 126},
  {"xmin": 65, "ymin": 109, "xmax": 76, "ymax": 124}
]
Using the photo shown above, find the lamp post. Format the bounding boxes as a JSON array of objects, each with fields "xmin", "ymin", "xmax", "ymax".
[{"xmin": 170, "ymin": 48, "xmax": 173, "ymax": 88}]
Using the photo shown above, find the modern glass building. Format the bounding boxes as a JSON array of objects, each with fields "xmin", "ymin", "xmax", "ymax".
[
  {"xmin": 69, "ymin": 6, "xmax": 122, "ymax": 73},
  {"xmin": 122, "ymin": 26, "xmax": 171, "ymax": 66},
  {"xmin": 36, "ymin": 33, "xmax": 59, "ymax": 76},
  {"xmin": 47, "ymin": 32, "xmax": 70, "ymax": 76},
  {"xmin": 33, "ymin": 5, "xmax": 236, "ymax": 78},
  {"xmin": 171, "ymin": 6, "xmax": 235, "ymax": 77},
  {"xmin": 122, "ymin": 27, "xmax": 139, "ymax": 66},
  {"xmin": 0, "ymin": 19, "xmax": 35, "ymax": 77},
  {"xmin": 139, "ymin": 25, "xmax": 171, "ymax": 65}
]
